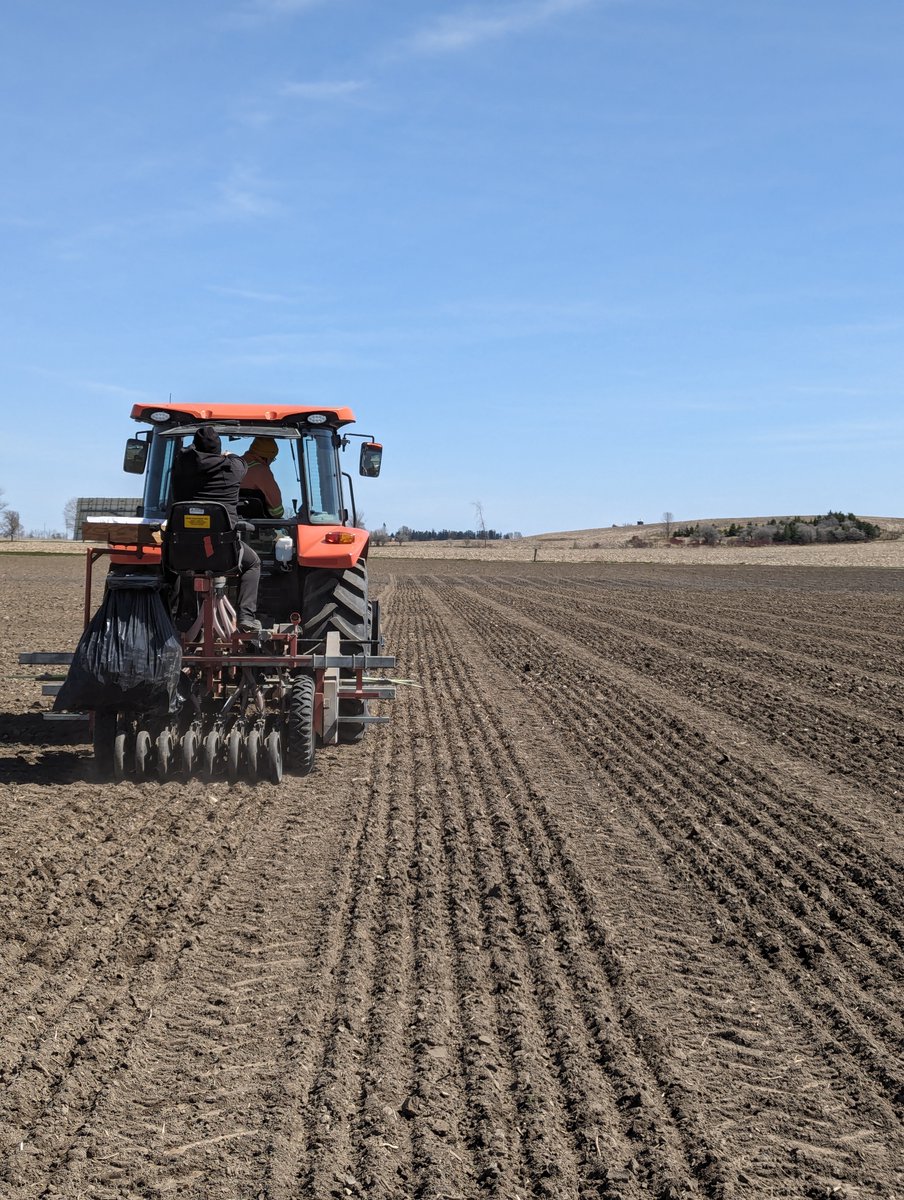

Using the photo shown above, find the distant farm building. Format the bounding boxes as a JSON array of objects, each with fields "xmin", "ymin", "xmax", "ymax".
[{"xmin": 75, "ymin": 497, "xmax": 141, "ymax": 539}]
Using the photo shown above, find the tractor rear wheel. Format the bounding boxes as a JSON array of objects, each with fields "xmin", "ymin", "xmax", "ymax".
[
  {"xmin": 302, "ymin": 560, "xmax": 369, "ymax": 640},
  {"xmin": 302, "ymin": 560, "xmax": 370, "ymax": 743},
  {"xmin": 286, "ymin": 673, "xmax": 315, "ymax": 775}
]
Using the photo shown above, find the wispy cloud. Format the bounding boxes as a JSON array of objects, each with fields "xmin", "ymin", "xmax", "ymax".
[
  {"xmin": 788, "ymin": 383, "xmax": 893, "ymax": 398},
  {"xmin": 279, "ymin": 79, "xmax": 366, "ymax": 101},
  {"xmin": 208, "ymin": 284, "xmax": 298, "ymax": 304},
  {"xmin": 217, "ymin": 165, "xmax": 282, "ymax": 219},
  {"xmin": 27, "ymin": 366, "xmax": 158, "ymax": 402},
  {"xmin": 52, "ymin": 165, "xmax": 282, "ymax": 259},
  {"xmin": 223, "ymin": 0, "xmax": 330, "ymax": 26},
  {"xmin": 438, "ymin": 296, "xmax": 636, "ymax": 335},
  {"xmin": 0, "ymin": 214, "xmax": 44, "ymax": 230},
  {"xmin": 235, "ymin": 78, "xmax": 367, "ymax": 127},
  {"xmin": 219, "ymin": 295, "xmax": 630, "ymax": 369},
  {"xmin": 832, "ymin": 316, "xmax": 904, "ymax": 336},
  {"xmin": 223, "ymin": 342, "xmax": 381, "ymax": 370},
  {"xmin": 405, "ymin": 0, "xmax": 596, "ymax": 54},
  {"xmin": 221, "ymin": 328, "xmax": 390, "ymax": 370},
  {"xmin": 752, "ymin": 418, "xmax": 904, "ymax": 451},
  {"xmin": 254, "ymin": 0, "xmax": 326, "ymax": 10}
]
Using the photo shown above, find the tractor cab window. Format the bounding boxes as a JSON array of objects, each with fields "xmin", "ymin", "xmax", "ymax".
[
  {"xmin": 302, "ymin": 428, "xmax": 343, "ymax": 524},
  {"xmin": 141, "ymin": 434, "xmax": 178, "ymax": 520},
  {"xmin": 227, "ymin": 434, "xmax": 298, "ymax": 520}
]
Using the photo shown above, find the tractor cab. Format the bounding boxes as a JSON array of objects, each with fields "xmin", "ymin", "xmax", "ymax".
[{"xmin": 126, "ymin": 403, "xmax": 381, "ymax": 532}]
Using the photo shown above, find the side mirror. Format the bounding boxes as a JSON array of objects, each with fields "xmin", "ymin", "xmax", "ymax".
[
  {"xmin": 359, "ymin": 442, "xmax": 383, "ymax": 478},
  {"xmin": 123, "ymin": 437, "xmax": 149, "ymax": 474}
]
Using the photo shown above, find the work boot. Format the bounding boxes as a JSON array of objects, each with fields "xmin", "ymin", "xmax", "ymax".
[{"xmin": 238, "ymin": 616, "xmax": 263, "ymax": 634}]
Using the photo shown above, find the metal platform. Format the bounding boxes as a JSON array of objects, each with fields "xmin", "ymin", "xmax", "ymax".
[{"xmin": 18, "ymin": 648, "xmax": 398, "ymax": 724}]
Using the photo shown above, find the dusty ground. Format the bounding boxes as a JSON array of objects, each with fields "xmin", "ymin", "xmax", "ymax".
[{"xmin": 0, "ymin": 555, "xmax": 902, "ymax": 1199}]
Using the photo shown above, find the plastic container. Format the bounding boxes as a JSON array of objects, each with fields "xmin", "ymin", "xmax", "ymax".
[{"xmin": 274, "ymin": 535, "xmax": 294, "ymax": 564}]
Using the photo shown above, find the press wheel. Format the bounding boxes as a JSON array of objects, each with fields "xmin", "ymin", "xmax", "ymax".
[
  {"xmin": 202, "ymin": 729, "xmax": 221, "ymax": 782},
  {"xmin": 245, "ymin": 727, "xmax": 261, "ymax": 784},
  {"xmin": 135, "ymin": 729, "xmax": 152, "ymax": 777},
  {"xmin": 265, "ymin": 729, "xmax": 283, "ymax": 784},
  {"xmin": 182, "ymin": 727, "xmax": 198, "ymax": 780},
  {"xmin": 113, "ymin": 729, "xmax": 131, "ymax": 781},
  {"xmin": 157, "ymin": 728, "xmax": 173, "ymax": 781},
  {"xmin": 227, "ymin": 728, "xmax": 243, "ymax": 784}
]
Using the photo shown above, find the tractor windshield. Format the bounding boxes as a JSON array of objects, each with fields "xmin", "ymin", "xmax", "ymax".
[{"xmin": 140, "ymin": 424, "xmax": 345, "ymax": 524}]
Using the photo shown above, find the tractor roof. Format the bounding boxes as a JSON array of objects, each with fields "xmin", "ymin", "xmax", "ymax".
[{"xmin": 130, "ymin": 401, "xmax": 356, "ymax": 428}]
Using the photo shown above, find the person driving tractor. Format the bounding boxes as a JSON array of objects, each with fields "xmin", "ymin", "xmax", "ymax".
[
  {"xmin": 170, "ymin": 426, "xmax": 263, "ymax": 633},
  {"xmin": 241, "ymin": 436, "xmax": 285, "ymax": 518}
]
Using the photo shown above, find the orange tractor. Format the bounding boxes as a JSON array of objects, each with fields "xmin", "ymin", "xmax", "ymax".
[{"xmin": 39, "ymin": 402, "xmax": 395, "ymax": 783}]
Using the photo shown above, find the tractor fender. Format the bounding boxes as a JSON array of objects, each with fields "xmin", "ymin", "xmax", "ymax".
[{"xmin": 295, "ymin": 526, "xmax": 369, "ymax": 569}]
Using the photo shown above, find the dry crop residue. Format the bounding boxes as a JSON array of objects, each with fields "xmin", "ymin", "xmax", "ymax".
[{"xmin": 0, "ymin": 556, "xmax": 901, "ymax": 1199}]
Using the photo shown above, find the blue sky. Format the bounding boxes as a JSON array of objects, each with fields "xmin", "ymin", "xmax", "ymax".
[{"xmin": 2, "ymin": 0, "xmax": 903, "ymax": 535}]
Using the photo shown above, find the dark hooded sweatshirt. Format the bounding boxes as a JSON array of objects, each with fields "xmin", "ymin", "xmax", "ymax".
[{"xmin": 171, "ymin": 427, "xmax": 248, "ymax": 520}]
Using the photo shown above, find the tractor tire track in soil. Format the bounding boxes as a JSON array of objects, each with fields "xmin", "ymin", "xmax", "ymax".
[{"xmin": 0, "ymin": 556, "xmax": 901, "ymax": 1198}]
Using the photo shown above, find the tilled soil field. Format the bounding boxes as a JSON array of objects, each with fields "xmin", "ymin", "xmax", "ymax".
[{"xmin": 0, "ymin": 555, "xmax": 902, "ymax": 1199}]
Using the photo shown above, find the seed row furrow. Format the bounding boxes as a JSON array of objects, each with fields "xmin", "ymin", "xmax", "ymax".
[
  {"xmin": 431, "ymin": 581, "xmax": 904, "ymax": 1115},
  {"xmin": 417, "ymin": 585, "xmax": 725, "ymax": 1198}
]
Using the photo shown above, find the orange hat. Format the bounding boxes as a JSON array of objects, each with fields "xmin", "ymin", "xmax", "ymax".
[{"xmin": 249, "ymin": 436, "xmax": 278, "ymax": 462}]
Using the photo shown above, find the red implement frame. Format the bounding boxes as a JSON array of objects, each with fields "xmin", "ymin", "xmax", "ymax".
[{"xmin": 82, "ymin": 546, "xmax": 390, "ymax": 742}]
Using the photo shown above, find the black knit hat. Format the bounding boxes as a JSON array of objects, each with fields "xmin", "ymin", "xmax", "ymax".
[{"xmin": 193, "ymin": 426, "xmax": 221, "ymax": 454}]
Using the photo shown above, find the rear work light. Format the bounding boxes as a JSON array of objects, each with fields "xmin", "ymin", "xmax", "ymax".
[{"xmin": 323, "ymin": 531, "xmax": 355, "ymax": 544}]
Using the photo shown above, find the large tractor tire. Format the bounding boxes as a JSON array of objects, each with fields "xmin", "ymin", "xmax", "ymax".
[
  {"xmin": 302, "ymin": 561, "xmax": 370, "ymax": 743},
  {"xmin": 286, "ymin": 672, "xmax": 316, "ymax": 775}
]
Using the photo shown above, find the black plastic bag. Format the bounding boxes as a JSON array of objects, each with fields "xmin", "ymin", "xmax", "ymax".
[{"xmin": 54, "ymin": 587, "xmax": 182, "ymax": 714}]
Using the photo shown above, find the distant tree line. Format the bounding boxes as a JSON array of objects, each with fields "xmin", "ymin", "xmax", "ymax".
[
  {"xmin": 674, "ymin": 523, "xmax": 721, "ymax": 545},
  {"xmin": 370, "ymin": 525, "xmax": 522, "ymax": 545},
  {"xmin": 735, "ymin": 512, "xmax": 882, "ymax": 545},
  {"xmin": 672, "ymin": 512, "xmax": 884, "ymax": 547},
  {"xmin": 400, "ymin": 527, "xmax": 508, "ymax": 542}
]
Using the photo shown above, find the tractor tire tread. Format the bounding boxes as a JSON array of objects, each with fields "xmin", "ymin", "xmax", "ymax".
[
  {"xmin": 302, "ymin": 564, "xmax": 368, "ymax": 642},
  {"xmin": 286, "ymin": 673, "xmax": 316, "ymax": 775}
]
